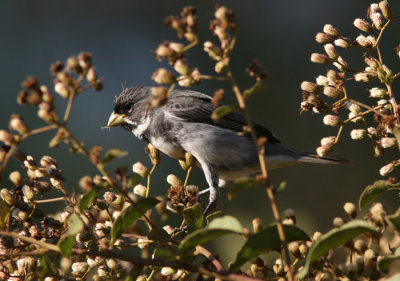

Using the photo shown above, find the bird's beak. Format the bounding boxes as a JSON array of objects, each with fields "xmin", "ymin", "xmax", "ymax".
[{"xmin": 107, "ymin": 111, "xmax": 126, "ymax": 127}]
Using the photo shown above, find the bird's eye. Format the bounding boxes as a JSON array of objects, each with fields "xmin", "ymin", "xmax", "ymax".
[{"xmin": 123, "ymin": 103, "xmax": 132, "ymax": 112}]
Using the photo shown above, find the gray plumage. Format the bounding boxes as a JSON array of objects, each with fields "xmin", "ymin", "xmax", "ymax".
[{"xmin": 108, "ymin": 86, "xmax": 345, "ymax": 214}]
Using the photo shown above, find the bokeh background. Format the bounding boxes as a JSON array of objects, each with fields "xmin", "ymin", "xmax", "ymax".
[{"xmin": 1, "ymin": 0, "xmax": 400, "ymax": 264}]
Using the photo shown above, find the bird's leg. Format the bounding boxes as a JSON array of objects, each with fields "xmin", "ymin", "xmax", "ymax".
[{"xmin": 199, "ymin": 162, "xmax": 220, "ymax": 216}]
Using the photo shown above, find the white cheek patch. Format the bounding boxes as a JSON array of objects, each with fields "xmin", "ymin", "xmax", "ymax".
[{"xmin": 127, "ymin": 116, "xmax": 151, "ymax": 138}]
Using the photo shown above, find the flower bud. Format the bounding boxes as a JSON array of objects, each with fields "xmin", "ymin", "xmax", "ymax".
[
  {"xmin": 151, "ymin": 68, "xmax": 176, "ymax": 85},
  {"xmin": 316, "ymin": 144, "xmax": 334, "ymax": 157},
  {"xmin": 323, "ymin": 115, "xmax": 341, "ymax": 126},
  {"xmin": 334, "ymin": 38, "xmax": 351, "ymax": 49},
  {"xmin": 320, "ymin": 136, "xmax": 336, "ymax": 146},
  {"xmin": 315, "ymin": 32, "xmax": 335, "ymax": 44},
  {"xmin": 316, "ymin": 75, "xmax": 329, "ymax": 86},
  {"xmin": 371, "ymin": 12, "xmax": 385, "ymax": 30},
  {"xmin": 0, "ymin": 130, "xmax": 14, "ymax": 144},
  {"xmin": 86, "ymin": 67, "xmax": 97, "ymax": 83},
  {"xmin": 354, "ymin": 239, "xmax": 367, "ymax": 253},
  {"xmin": 9, "ymin": 114, "xmax": 29, "ymax": 135},
  {"xmin": 369, "ymin": 87, "xmax": 387, "ymax": 98},
  {"xmin": 334, "ymin": 56, "xmax": 348, "ymax": 72},
  {"xmin": 9, "ymin": 171, "xmax": 23, "ymax": 187},
  {"xmin": 215, "ymin": 58, "xmax": 229, "ymax": 73},
  {"xmin": 381, "ymin": 137, "xmax": 397, "ymax": 148},
  {"xmin": 54, "ymin": 82, "xmax": 70, "ymax": 98},
  {"xmin": 72, "ymin": 262, "xmax": 88, "ymax": 273},
  {"xmin": 203, "ymin": 41, "xmax": 222, "ymax": 61},
  {"xmin": 367, "ymin": 127, "xmax": 378, "ymax": 137},
  {"xmin": 300, "ymin": 81, "xmax": 319, "ymax": 93},
  {"xmin": 161, "ymin": 267, "xmax": 176, "ymax": 276},
  {"xmin": 103, "ymin": 191, "xmax": 116, "ymax": 204},
  {"xmin": 252, "ymin": 218, "xmax": 263, "ymax": 233},
  {"xmin": 333, "ymin": 217, "xmax": 345, "ymax": 227},
  {"xmin": 379, "ymin": 162, "xmax": 395, "ymax": 176},
  {"xmin": 137, "ymin": 238, "xmax": 150, "ymax": 249},
  {"xmin": 354, "ymin": 72, "xmax": 375, "ymax": 82},
  {"xmin": 174, "ymin": 59, "xmax": 191, "ymax": 76},
  {"xmin": 133, "ymin": 184, "xmax": 147, "ymax": 197},
  {"xmin": 78, "ymin": 52, "xmax": 92, "ymax": 69},
  {"xmin": 353, "ymin": 18, "xmax": 373, "ymax": 32},
  {"xmin": 1, "ymin": 188, "xmax": 16, "ymax": 205},
  {"xmin": 324, "ymin": 44, "xmax": 338, "ymax": 60},
  {"xmin": 350, "ymin": 129, "xmax": 367, "ymax": 140},
  {"xmin": 155, "ymin": 43, "xmax": 175, "ymax": 59},
  {"xmin": 323, "ymin": 24, "xmax": 340, "ymax": 37},
  {"xmin": 40, "ymin": 155, "xmax": 57, "ymax": 168},
  {"xmin": 22, "ymin": 185, "xmax": 35, "ymax": 201},
  {"xmin": 167, "ymin": 174, "xmax": 183, "ymax": 187},
  {"xmin": 323, "ymin": 86, "xmax": 343, "ymax": 99},
  {"xmin": 132, "ymin": 162, "xmax": 149, "ymax": 177},
  {"xmin": 311, "ymin": 53, "xmax": 330, "ymax": 64},
  {"xmin": 348, "ymin": 112, "xmax": 365, "ymax": 124},
  {"xmin": 379, "ymin": 0, "xmax": 392, "ymax": 19},
  {"xmin": 168, "ymin": 42, "xmax": 184, "ymax": 53},
  {"xmin": 364, "ymin": 56, "xmax": 380, "ymax": 70},
  {"xmin": 146, "ymin": 143, "xmax": 160, "ymax": 165},
  {"xmin": 343, "ymin": 202, "xmax": 357, "ymax": 218},
  {"xmin": 356, "ymin": 34, "xmax": 373, "ymax": 48}
]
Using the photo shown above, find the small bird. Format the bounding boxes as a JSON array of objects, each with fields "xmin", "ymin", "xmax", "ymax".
[{"xmin": 108, "ymin": 86, "xmax": 344, "ymax": 214}]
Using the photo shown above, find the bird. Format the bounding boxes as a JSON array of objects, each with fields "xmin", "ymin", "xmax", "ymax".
[{"xmin": 107, "ymin": 86, "xmax": 345, "ymax": 214}]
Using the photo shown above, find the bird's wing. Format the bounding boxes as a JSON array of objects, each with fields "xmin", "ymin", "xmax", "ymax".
[{"xmin": 165, "ymin": 89, "xmax": 280, "ymax": 143}]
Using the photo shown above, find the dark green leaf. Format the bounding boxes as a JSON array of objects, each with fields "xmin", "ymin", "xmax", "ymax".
[
  {"xmin": 393, "ymin": 125, "xmax": 400, "ymax": 151},
  {"xmin": 184, "ymin": 203, "xmax": 204, "ymax": 233},
  {"xmin": 78, "ymin": 186, "xmax": 103, "ymax": 212},
  {"xmin": 37, "ymin": 255, "xmax": 58, "ymax": 277},
  {"xmin": 228, "ymin": 177, "xmax": 260, "ymax": 200},
  {"xmin": 179, "ymin": 215, "xmax": 242, "ymax": 254},
  {"xmin": 211, "ymin": 105, "xmax": 238, "ymax": 122},
  {"xmin": 66, "ymin": 213, "xmax": 84, "ymax": 235},
  {"xmin": 387, "ymin": 207, "xmax": 400, "ymax": 234},
  {"xmin": 148, "ymin": 227, "xmax": 172, "ymax": 243},
  {"xmin": 153, "ymin": 245, "xmax": 179, "ymax": 261},
  {"xmin": 230, "ymin": 224, "xmax": 309, "ymax": 271},
  {"xmin": 297, "ymin": 220, "xmax": 377, "ymax": 279},
  {"xmin": 58, "ymin": 235, "xmax": 75, "ymax": 258},
  {"xmin": 359, "ymin": 180, "xmax": 400, "ymax": 210},
  {"xmin": 243, "ymin": 82, "xmax": 267, "ymax": 99},
  {"xmin": 102, "ymin": 148, "xmax": 128, "ymax": 165},
  {"xmin": 111, "ymin": 197, "xmax": 159, "ymax": 243},
  {"xmin": 0, "ymin": 198, "xmax": 10, "ymax": 229}
]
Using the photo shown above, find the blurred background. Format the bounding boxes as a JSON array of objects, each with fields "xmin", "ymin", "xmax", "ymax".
[{"xmin": 1, "ymin": 0, "xmax": 400, "ymax": 265}]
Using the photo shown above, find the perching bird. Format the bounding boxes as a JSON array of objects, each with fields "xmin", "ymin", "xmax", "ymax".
[{"xmin": 107, "ymin": 86, "xmax": 345, "ymax": 214}]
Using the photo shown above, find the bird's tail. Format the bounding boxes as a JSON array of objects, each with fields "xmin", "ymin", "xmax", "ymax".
[{"xmin": 297, "ymin": 153, "xmax": 348, "ymax": 165}]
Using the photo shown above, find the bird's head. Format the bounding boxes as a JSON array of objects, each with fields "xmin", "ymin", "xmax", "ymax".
[{"xmin": 107, "ymin": 86, "xmax": 150, "ymax": 128}]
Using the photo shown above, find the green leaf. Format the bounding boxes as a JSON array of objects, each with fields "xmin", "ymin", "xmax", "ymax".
[
  {"xmin": 0, "ymin": 198, "xmax": 10, "ymax": 229},
  {"xmin": 179, "ymin": 215, "xmax": 242, "ymax": 254},
  {"xmin": 377, "ymin": 253, "xmax": 400, "ymax": 273},
  {"xmin": 66, "ymin": 213, "xmax": 84, "ymax": 235},
  {"xmin": 102, "ymin": 148, "xmax": 128, "ymax": 165},
  {"xmin": 184, "ymin": 203, "xmax": 204, "ymax": 233},
  {"xmin": 58, "ymin": 235, "xmax": 75, "ymax": 258},
  {"xmin": 111, "ymin": 197, "xmax": 159, "ymax": 243},
  {"xmin": 393, "ymin": 125, "xmax": 400, "ymax": 151},
  {"xmin": 228, "ymin": 177, "xmax": 260, "ymax": 200},
  {"xmin": 211, "ymin": 105, "xmax": 238, "ymax": 122},
  {"xmin": 230, "ymin": 224, "xmax": 309, "ymax": 271},
  {"xmin": 387, "ymin": 207, "xmax": 400, "ymax": 233},
  {"xmin": 79, "ymin": 186, "xmax": 103, "ymax": 212},
  {"xmin": 153, "ymin": 245, "xmax": 179, "ymax": 261},
  {"xmin": 243, "ymin": 82, "xmax": 267, "ymax": 99},
  {"xmin": 297, "ymin": 220, "xmax": 377, "ymax": 279},
  {"xmin": 37, "ymin": 255, "xmax": 58, "ymax": 277},
  {"xmin": 359, "ymin": 180, "xmax": 400, "ymax": 210},
  {"xmin": 206, "ymin": 211, "xmax": 225, "ymax": 223}
]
